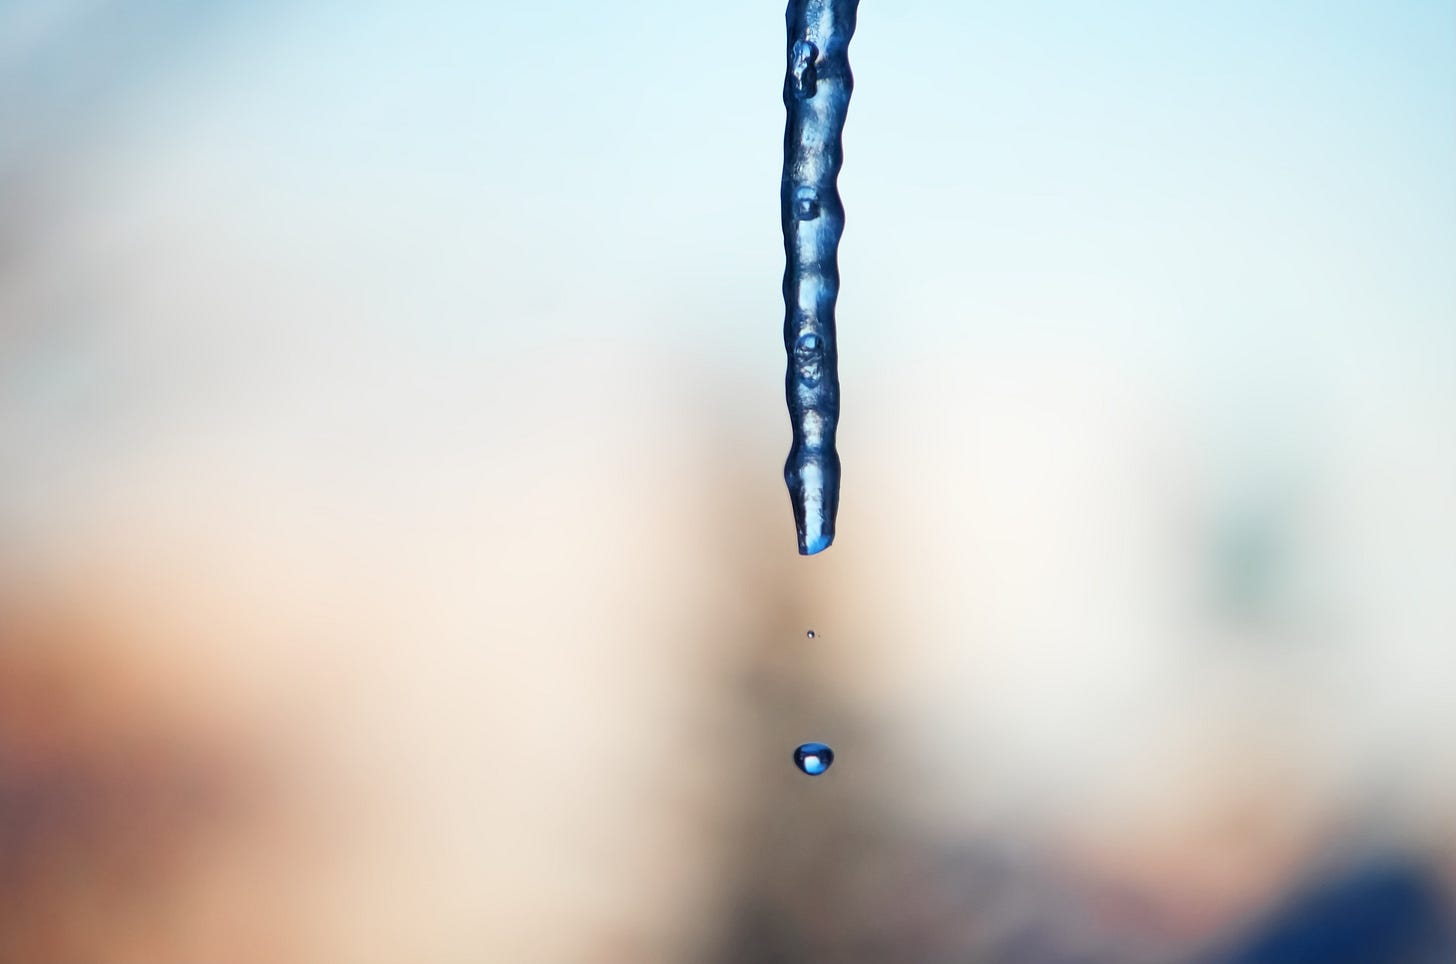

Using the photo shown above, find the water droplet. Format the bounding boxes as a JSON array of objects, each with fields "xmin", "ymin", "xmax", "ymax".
[
  {"xmin": 793, "ymin": 186, "xmax": 820, "ymax": 220},
  {"xmin": 790, "ymin": 40, "xmax": 818, "ymax": 98},
  {"xmin": 793, "ymin": 742, "xmax": 834, "ymax": 776},
  {"xmin": 805, "ymin": 629, "xmax": 816, "ymax": 639}
]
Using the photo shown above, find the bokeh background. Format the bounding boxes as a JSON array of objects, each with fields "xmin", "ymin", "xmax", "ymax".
[{"xmin": 3, "ymin": 2, "xmax": 1455, "ymax": 961}]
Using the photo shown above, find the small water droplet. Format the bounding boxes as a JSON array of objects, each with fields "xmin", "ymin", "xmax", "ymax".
[
  {"xmin": 793, "ymin": 186, "xmax": 820, "ymax": 220},
  {"xmin": 805, "ymin": 629, "xmax": 816, "ymax": 639},
  {"xmin": 790, "ymin": 40, "xmax": 818, "ymax": 98},
  {"xmin": 793, "ymin": 742, "xmax": 834, "ymax": 776}
]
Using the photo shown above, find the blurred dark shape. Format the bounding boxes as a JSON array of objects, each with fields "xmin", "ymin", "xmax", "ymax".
[
  {"xmin": 0, "ymin": 608, "xmax": 256, "ymax": 962},
  {"xmin": 1209, "ymin": 857, "xmax": 1456, "ymax": 964},
  {"xmin": 1211, "ymin": 502, "xmax": 1289, "ymax": 624},
  {"xmin": 711, "ymin": 826, "xmax": 1163, "ymax": 964}
]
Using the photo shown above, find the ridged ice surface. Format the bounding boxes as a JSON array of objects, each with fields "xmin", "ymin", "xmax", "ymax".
[{"xmin": 781, "ymin": 0, "xmax": 858, "ymax": 555}]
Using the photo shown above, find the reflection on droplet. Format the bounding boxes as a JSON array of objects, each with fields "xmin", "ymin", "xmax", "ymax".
[{"xmin": 793, "ymin": 742, "xmax": 834, "ymax": 776}]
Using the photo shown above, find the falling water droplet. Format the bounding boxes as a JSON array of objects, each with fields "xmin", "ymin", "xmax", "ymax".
[
  {"xmin": 793, "ymin": 742, "xmax": 834, "ymax": 775},
  {"xmin": 805, "ymin": 629, "xmax": 816, "ymax": 639}
]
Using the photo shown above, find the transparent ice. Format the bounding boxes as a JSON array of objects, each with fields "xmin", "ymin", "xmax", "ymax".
[{"xmin": 781, "ymin": 0, "xmax": 859, "ymax": 555}]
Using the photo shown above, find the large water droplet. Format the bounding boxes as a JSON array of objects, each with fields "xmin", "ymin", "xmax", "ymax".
[
  {"xmin": 793, "ymin": 742, "xmax": 834, "ymax": 776},
  {"xmin": 805, "ymin": 629, "xmax": 816, "ymax": 639}
]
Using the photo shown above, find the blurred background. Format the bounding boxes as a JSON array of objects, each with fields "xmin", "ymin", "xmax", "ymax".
[{"xmin": 2, "ymin": 1, "xmax": 1454, "ymax": 961}]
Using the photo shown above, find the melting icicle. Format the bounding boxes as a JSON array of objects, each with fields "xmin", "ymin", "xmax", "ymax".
[{"xmin": 781, "ymin": 0, "xmax": 859, "ymax": 555}]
